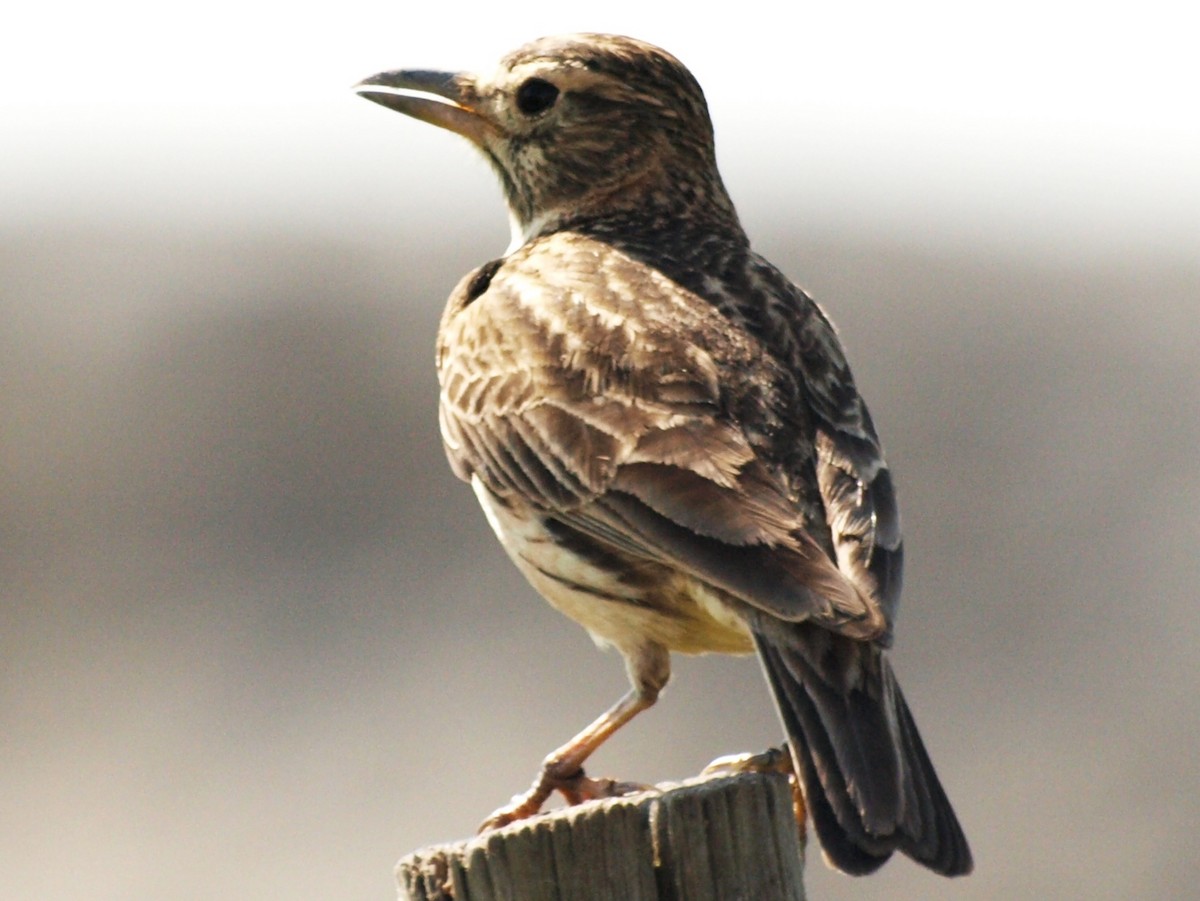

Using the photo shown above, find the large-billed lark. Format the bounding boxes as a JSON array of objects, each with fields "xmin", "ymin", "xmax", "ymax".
[{"xmin": 358, "ymin": 34, "xmax": 972, "ymax": 876}]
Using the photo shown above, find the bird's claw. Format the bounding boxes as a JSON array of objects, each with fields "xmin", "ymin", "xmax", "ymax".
[
  {"xmin": 702, "ymin": 744, "xmax": 793, "ymax": 777},
  {"xmin": 559, "ymin": 772, "xmax": 652, "ymax": 805},
  {"xmin": 702, "ymin": 745, "xmax": 806, "ymax": 848},
  {"xmin": 478, "ymin": 768, "xmax": 650, "ymax": 833},
  {"xmin": 478, "ymin": 791, "xmax": 546, "ymax": 832}
]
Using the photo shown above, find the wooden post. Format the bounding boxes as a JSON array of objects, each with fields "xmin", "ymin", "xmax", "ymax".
[{"xmin": 397, "ymin": 771, "xmax": 806, "ymax": 901}]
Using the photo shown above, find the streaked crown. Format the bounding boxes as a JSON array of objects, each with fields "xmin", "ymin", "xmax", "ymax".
[{"xmin": 360, "ymin": 35, "xmax": 741, "ymax": 245}]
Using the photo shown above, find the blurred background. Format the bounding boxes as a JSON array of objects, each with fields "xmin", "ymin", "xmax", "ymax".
[{"xmin": 3, "ymin": 2, "xmax": 1197, "ymax": 900}]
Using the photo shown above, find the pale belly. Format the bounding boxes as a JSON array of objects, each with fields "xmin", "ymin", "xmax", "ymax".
[{"xmin": 471, "ymin": 476, "xmax": 755, "ymax": 656}]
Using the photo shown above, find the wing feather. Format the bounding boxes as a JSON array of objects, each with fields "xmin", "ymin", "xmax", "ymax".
[
  {"xmin": 437, "ymin": 234, "xmax": 886, "ymax": 638},
  {"xmin": 787, "ymin": 291, "xmax": 904, "ymax": 634}
]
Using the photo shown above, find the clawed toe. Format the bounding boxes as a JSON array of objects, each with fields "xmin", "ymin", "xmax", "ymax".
[
  {"xmin": 478, "ymin": 790, "xmax": 547, "ymax": 832},
  {"xmin": 478, "ymin": 767, "xmax": 651, "ymax": 833},
  {"xmin": 702, "ymin": 744, "xmax": 792, "ymax": 777},
  {"xmin": 702, "ymin": 745, "xmax": 806, "ymax": 847},
  {"xmin": 559, "ymin": 773, "xmax": 653, "ymax": 805}
]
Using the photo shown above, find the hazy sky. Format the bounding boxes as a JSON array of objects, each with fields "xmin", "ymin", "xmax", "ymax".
[{"xmin": 6, "ymin": 1, "xmax": 1197, "ymax": 257}]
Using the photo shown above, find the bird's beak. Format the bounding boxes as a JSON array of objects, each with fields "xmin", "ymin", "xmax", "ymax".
[{"xmin": 355, "ymin": 69, "xmax": 492, "ymax": 146}]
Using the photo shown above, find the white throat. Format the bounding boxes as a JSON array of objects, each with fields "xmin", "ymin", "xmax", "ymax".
[{"xmin": 505, "ymin": 208, "xmax": 557, "ymax": 255}]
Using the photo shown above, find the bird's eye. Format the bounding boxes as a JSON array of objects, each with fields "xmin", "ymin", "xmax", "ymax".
[{"xmin": 515, "ymin": 78, "xmax": 560, "ymax": 115}]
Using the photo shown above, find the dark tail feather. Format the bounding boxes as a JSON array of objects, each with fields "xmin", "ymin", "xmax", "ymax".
[{"xmin": 753, "ymin": 630, "xmax": 973, "ymax": 877}]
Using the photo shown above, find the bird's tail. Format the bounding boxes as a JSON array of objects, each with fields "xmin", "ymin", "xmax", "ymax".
[{"xmin": 753, "ymin": 629, "xmax": 972, "ymax": 876}]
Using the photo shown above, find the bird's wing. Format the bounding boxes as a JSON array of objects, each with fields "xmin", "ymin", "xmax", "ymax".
[
  {"xmin": 784, "ymin": 285, "xmax": 904, "ymax": 637},
  {"xmin": 437, "ymin": 236, "xmax": 885, "ymax": 639}
]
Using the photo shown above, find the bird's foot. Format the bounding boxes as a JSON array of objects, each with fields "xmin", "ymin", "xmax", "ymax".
[
  {"xmin": 478, "ymin": 766, "xmax": 651, "ymax": 832},
  {"xmin": 702, "ymin": 745, "xmax": 806, "ymax": 848},
  {"xmin": 702, "ymin": 744, "xmax": 793, "ymax": 777},
  {"xmin": 478, "ymin": 786, "xmax": 547, "ymax": 832},
  {"xmin": 556, "ymin": 771, "xmax": 652, "ymax": 806}
]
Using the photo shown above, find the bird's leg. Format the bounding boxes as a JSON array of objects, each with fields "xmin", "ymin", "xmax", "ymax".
[
  {"xmin": 703, "ymin": 742, "xmax": 807, "ymax": 848},
  {"xmin": 479, "ymin": 644, "xmax": 668, "ymax": 832},
  {"xmin": 477, "ymin": 689, "xmax": 653, "ymax": 830}
]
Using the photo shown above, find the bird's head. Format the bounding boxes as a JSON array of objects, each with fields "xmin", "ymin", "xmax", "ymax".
[{"xmin": 357, "ymin": 34, "xmax": 740, "ymax": 249}]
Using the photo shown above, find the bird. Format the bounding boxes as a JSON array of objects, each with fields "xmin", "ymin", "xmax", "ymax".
[{"xmin": 357, "ymin": 34, "xmax": 972, "ymax": 877}]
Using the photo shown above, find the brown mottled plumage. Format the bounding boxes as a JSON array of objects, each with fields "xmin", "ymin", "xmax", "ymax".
[{"xmin": 358, "ymin": 34, "xmax": 972, "ymax": 877}]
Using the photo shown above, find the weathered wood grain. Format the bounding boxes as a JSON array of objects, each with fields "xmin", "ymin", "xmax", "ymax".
[{"xmin": 396, "ymin": 772, "xmax": 805, "ymax": 901}]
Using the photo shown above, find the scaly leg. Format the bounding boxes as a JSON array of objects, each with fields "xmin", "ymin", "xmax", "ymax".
[{"xmin": 479, "ymin": 644, "xmax": 668, "ymax": 831}]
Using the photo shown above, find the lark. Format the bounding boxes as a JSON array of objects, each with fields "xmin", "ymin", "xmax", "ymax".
[{"xmin": 358, "ymin": 34, "xmax": 971, "ymax": 876}]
